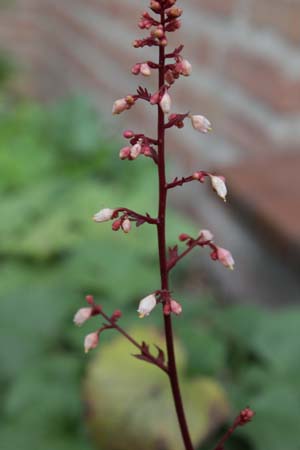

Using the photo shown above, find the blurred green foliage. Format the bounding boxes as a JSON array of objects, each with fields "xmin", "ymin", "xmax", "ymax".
[
  {"xmin": 0, "ymin": 94, "xmax": 299, "ymax": 450},
  {"xmin": 85, "ymin": 326, "xmax": 228, "ymax": 450}
]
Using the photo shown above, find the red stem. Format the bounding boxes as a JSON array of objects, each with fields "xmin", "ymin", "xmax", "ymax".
[{"xmin": 156, "ymin": 11, "xmax": 194, "ymax": 450}]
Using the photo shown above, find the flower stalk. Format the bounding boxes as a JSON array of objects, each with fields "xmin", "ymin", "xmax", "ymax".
[{"xmin": 74, "ymin": 1, "xmax": 253, "ymax": 449}]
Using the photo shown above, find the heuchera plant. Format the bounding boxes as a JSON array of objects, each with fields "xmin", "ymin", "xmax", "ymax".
[{"xmin": 74, "ymin": 1, "xmax": 254, "ymax": 449}]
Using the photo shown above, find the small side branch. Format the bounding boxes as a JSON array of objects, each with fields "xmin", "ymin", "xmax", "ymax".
[
  {"xmin": 99, "ymin": 309, "xmax": 169, "ymax": 374},
  {"xmin": 113, "ymin": 208, "xmax": 158, "ymax": 226},
  {"xmin": 212, "ymin": 408, "xmax": 255, "ymax": 450}
]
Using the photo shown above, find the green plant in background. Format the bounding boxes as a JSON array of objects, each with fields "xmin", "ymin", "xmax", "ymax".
[{"xmin": 0, "ymin": 94, "xmax": 300, "ymax": 450}]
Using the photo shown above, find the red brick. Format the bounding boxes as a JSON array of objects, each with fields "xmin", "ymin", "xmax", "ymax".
[
  {"xmin": 223, "ymin": 49, "xmax": 300, "ymax": 113},
  {"xmin": 250, "ymin": 0, "xmax": 300, "ymax": 45},
  {"xmin": 190, "ymin": 0, "xmax": 237, "ymax": 17},
  {"xmin": 222, "ymin": 153, "xmax": 300, "ymax": 253}
]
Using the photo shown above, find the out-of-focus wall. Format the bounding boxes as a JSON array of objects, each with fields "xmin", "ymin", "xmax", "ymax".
[{"xmin": 1, "ymin": 0, "xmax": 300, "ymax": 169}]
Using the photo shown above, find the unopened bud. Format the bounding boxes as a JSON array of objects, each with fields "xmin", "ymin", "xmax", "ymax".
[
  {"xmin": 137, "ymin": 294, "xmax": 157, "ymax": 318},
  {"xmin": 179, "ymin": 233, "xmax": 190, "ymax": 242},
  {"xmin": 119, "ymin": 146, "xmax": 131, "ymax": 160},
  {"xmin": 167, "ymin": 7, "xmax": 183, "ymax": 18},
  {"xmin": 85, "ymin": 295, "xmax": 94, "ymax": 305},
  {"xmin": 73, "ymin": 307, "xmax": 93, "ymax": 326},
  {"xmin": 131, "ymin": 63, "xmax": 141, "ymax": 75},
  {"xmin": 112, "ymin": 219, "xmax": 122, "ymax": 231},
  {"xmin": 152, "ymin": 28, "xmax": 164, "ymax": 39},
  {"xmin": 123, "ymin": 130, "xmax": 134, "ymax": 139},
  {"xmin": 210, "ymin": 175, "xmax": 227, "ymax": 202},
  {"xmin": 93, "ymin": 208, "xmax": 115, "ymax": 223},
  {"xmin": 170, "ymin": 299, "xmax": 182, "ymax": 315},
  {"xmin": 121, "ymin": 218, "xmax": 131, "ymax": 233},
  {"xmin": 160, "ymin": 92, "xmax": 172, "ymax": 114},
  {"xmin": 143, "ymin": 145, "xmax": 152, "ymax": 157},
  {"xmin": 150, "ymin": 90, "xmax": 160, "ymax": 105},
  {"xmin": 84, "ymin": 331, "xmax": 99, "ymax": 353},
  {"xmin": 163, "ymin": 303, "xmax": 171, "ymax": 315},
  {"xmin": 150, "ymin": 0, "xmax": 161, "ymax": 12},
  {"xmin": 192, "ymin": 171, "xmax": 206, "ymax": 182},
  {"xmin": 111, "ymin": 309, "xmax": 122, "ymax": 320},
  {"xmin": 239, "ymin": 407, "xmax": 255, "ymax": 425}
]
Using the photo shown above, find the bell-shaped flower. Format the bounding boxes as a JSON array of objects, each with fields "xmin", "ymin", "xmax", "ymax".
[
  {"xmin": 130, "ymin": 142, "xmax": 142, "ymax": 159},
  {"xmin": 84, "ymin": 331, "xmax": 99, "ymax": 353},
  {"xmin": 160, "ymin": 92, "xmax": 172, "ymax": 114},
  {"xmin": 198, "ymin": 229, "xmax": 214, "ymax": 244},
  {"xmin": 140, "ymin": 63, "xmax": 151, "ymax": 76},
  {"xmin": 122, "ymin": 218, "xmax": 131, "ymax": 233},
  {"xmin": 210, "ymin": 175, "xmax": 227, "ymax": 202},
  {"xmin": 190, "ymin": 114, "xmax": 211, "ymax": 133},
  {"xmin": 217, "ymin": 247, "xmax": 235, "ymax": 270},
  {"xmin": 93, "ymin": 208, "xmax": 115, "ymax": 222},
  {"xmin": 73, "ymin": 307, "xmax": 93, "ymax": 326},
  {"xmin": 112, "ymin": 98, "xmax": 128, "ymax": 115},
  {"xmin": 137, "ymin": 293, "xmax": 157, "ymax": 318}
]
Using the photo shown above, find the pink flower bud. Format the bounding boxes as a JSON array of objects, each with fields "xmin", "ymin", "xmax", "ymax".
[
  {"xmin": 73, "ymin": 307, "xmax": 93, "ymax": 326},
  {"xmin": 112, "ymin": 98, "xmax": 128, "ymax": 115},
  {"xmin": 121, "ymin": 218, "xmax": 131, "ymax": 233},
  {"xmin": 160, "ymin": 92, "xmax": 172, "ymax": 114},
  {"xmin": 198, "ymin": 229, "xmax": 214, "ymax": 244},
  {"xmin": 150, "ymin": 91, "xmax": 160, "ymax": 105},
  {"xmin": 167, "ymin": 7, "xmax": 183, "ymax": 18},
  {"xmin": 131, "ymin": 63, "xmax": 141, "ymax": 75},
  {"xmin": 93, "ymin": 208, "xmax": 115, "ymax": 222},
  {"xmin": 123, "ymin": 129, "xmax": 134, "ymax": 139},
  {"xmin": 239, "ymin": 408, "xmax": 255, "ymax": 425},
  {"xmin": 119, "ymin": 146, "xmax": 131, "ymax": 160},
  {"xmin": 111, "ymin": 309, "xmax": 122, "ymax": 320},
  {"xmin": 179, "ymin": 233, "xmax": 190, "ymax": 241},
  {"xmin": 112, "ymin": 219, "xmax": 122, "ymax": 231},
  {"xmin": 192, "ymin": 171, "xmax": 206, "ymax": 182},
  {"xmin": 143, "ymin": 145, "xmax": 152, "ymax": 157},
  {"xmin": 130, "ymin": 142, "xmax": 142, "ymax": 159},
  {"xmin": 86, "ymin": 295, "xmax": 94, "ymax": 305},
  {"xmin": 152, "ymin": 28, "xmax": 164, "ymax": 39},
  {"xmin": 216, "ymin": 247, "xmax": 235, "ymax": 270},
  {"xmin": 150, "ymin": 0, "xmax": 161, "ymax": 12},
  {"xmin": 140, "ymin": 63, "xmax": 151, "ymax": 76},
  {"xmin": 190, "ymin": 114, "xmax": 212, "ymax": 133},
  {"xmin": 170, "ymin": 299, "xmax": 182, "ymax": 315},
  {"xmin": 209, "ymin": 175, "xmax": 227, "ymax": 202},
  {"xmin": 137, "ymin": 294, "xmax": 157, "ymax": 318},
  {"xmin": 84, "ymin": 331, "xmax": 99, "ymax": 353},
  {"xmin": 163, "ymin": 303, "xmax": 171, "ymax": 315}
]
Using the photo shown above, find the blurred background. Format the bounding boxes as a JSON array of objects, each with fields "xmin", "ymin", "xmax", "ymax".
[{"xmin": 0, "ymin": 1, "xmax": 300, "ymax": 450}]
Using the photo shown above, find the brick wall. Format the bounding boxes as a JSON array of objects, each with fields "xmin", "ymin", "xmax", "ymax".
[{"xmin": 1, "ymin": 0, "xmax": 300, "ymax": 170}]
